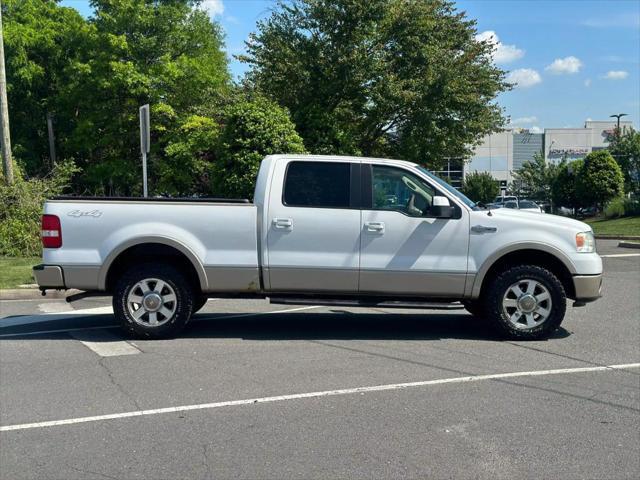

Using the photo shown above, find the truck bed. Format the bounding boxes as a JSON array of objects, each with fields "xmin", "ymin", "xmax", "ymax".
[
  {"xmin": 43, "ymin": 197, "xmax": 260, "ymax": 292},
  {"xmin": 51, "ymin": 196, "xmax": 251, "ymax": 204}
]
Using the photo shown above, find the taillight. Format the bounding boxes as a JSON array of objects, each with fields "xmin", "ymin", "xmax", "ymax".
[{"xmin": 41, "ymin": 214, "xmax": 62, "ymax": 248}]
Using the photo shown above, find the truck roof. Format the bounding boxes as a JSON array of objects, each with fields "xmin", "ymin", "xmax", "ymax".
[{"xmin": 265, "ymin": 154, "xmax": 420, "ymax": 169}]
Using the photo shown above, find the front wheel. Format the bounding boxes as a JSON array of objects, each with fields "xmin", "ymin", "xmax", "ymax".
[
  {"xmin": 113, "ymin": 263, "xmax": 195, "ymax": 339},
  {"xmin": 483, "ymin": 265, "xmax": 566, "ymax": 340}
]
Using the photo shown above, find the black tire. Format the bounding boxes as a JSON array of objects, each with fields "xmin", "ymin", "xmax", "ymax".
[
  {"xmin": 193, "ymin": 295, "xmax": 208, "ymax": 313},
  {"xmin": 462, "ymin": 300, "xmax": 483, "ymax": 318},
  {"xmin": 113, "ymin": 263, "xmax": 195, "ymax": 339},
  {"xmin": 482, "ymin": 265, "xmax": 566, "ymax": 340}
]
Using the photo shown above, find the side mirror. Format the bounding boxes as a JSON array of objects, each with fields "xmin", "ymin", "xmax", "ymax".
[{"xmin": 430, "ymin": 196, "xmax": 455, "ymax": 219}]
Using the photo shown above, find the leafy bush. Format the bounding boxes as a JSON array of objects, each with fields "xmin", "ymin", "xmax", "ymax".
[
  {"xmin": 552, "ymin": 159, "xmax": 584, "ymax": 211},
  {"xmin": 604, "ymin": 197, "xmax": 625, "ymax": 219},
  {"xmin": 0, "ymin": 161, "xmax": 79, "ymax": 257},
  {"xmin": 623, "ymin": 198, "xmax": 640, "ymax": 216},
  {"xmin": 576, "ymin": 150, "xmax": 624, "ymax": 208},
  {"xmin": 156, "ymin": 114, "xmax": 219, "ymax": 196},
  {"xmin": 212, "ymin": 96, "xmax": 306, "ymax": 199},
  {"xmin": 461, "ymin": 171, "xmax": 499, "ymax": 204}
]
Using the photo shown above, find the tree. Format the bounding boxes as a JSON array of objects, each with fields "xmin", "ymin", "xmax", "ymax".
[
  {"xmin": 552, "ymin": 159, "xmax": 584, "ymax": 212},
  {"xmin": 512, "ymin": 152, "xmax": 557, "ymax": 201},
  {"xmin": 156, "ymin": 112, "xmax": 219, "ymax": 196},
  {"xmin": 241, "ymin": 0, "xmax": 509, "ymax": 169},
  {"xmin": 3, "ymin": 0, "xmax": 230, "ymax": 194},
  {"xmin": 3, "ymin": 0, "xmax": 95, "ymax": 175},
  {"xmin": 211, "ymin": 96, "xmax": 306, "ymax": 199},
  {"xmin": 607, "ymin": 127, "xmax": 640, "ymax": 196},
  {"xmin": 461, "ymin": 171, "xmax": 498, "ymax": 204},
  {"xmin": 576, "ymin": 150, "xmax": 624, "ymax": 209}
]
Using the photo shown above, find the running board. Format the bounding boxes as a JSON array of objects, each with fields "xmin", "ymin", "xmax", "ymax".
[{"xmin": 269, "ymin": 297, "xmax": 464, "ymax": 310}]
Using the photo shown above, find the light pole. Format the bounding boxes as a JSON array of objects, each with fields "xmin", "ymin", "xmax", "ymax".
[{"xmin": 610, "ymin": 113, "xmax": 628, "ymax": 134}]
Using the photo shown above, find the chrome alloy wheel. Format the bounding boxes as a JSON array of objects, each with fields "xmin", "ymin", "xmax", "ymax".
[
  {"xmin": 126, "ymin": 278, "xmax": 177, "ymax": 327},
  {"xmin": 502, "ymin": 279, "xmax": 552, "ymax": 330}
]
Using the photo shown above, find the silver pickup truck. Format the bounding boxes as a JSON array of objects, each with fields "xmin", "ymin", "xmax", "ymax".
[{"xmin": 34, "ymin": 155, "xmax": 602, "ymax": 339}]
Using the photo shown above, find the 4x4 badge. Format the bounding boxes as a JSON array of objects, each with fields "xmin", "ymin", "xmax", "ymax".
[{"xmin": 68, "ymin": 209, "xmax": 103, "ymax": 218}]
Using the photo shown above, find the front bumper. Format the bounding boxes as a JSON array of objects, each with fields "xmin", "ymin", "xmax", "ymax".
[
  {"xmin": 33, "ymin": 264, "xmax": 65, "ymax": 289},
  {"xmin": 572, "ymin": 274, "xmax": 602, "ymax": 302}
]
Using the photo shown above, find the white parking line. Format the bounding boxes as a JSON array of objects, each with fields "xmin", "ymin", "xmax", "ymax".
[
  {"xmin": 0, "ymin": 325, "xmax": 120, "ymax": 338},
  {"xmin": 1, "ymin": 363, "xmax": 638, "ymax": 432},
  {"xmin": 600, "ymin": 253, "xmax": 640, "ymax": 258},
  {"xmin": 70, "ymin": 330, "xmax": 141, "ymax": 357},
  {"xmin": 0, "ymin": 305, "xmax": 322, "ymax": 338},
  {"xmin": 0, "ymin": 306, "xmax": 114, "ymax": 328}
]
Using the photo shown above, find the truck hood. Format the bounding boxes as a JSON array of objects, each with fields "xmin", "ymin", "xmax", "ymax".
[{"xmin": 481, "ymin": 207, "xmax": 592, "ymax": 233}]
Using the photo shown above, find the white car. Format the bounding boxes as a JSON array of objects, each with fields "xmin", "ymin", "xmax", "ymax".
[
  {"xmin": 504, "ymin": 200, "xmax": 544, "ymax": 213},
  {"xmin": 34, "ymin": 155, "xmax": 602, "ymax": 340}
]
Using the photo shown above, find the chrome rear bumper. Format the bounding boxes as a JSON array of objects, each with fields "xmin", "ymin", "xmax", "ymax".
[{"xmin": 33, "ymin": 264, "xmax": 65, "ymax": 289}]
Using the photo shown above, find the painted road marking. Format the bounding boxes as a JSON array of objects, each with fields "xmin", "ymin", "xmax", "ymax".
[
  {"xmin": 0, "ymin": 306, "xmax": 113, "ymax": 328},
  {"xmin": 0, "ymin": 305, "xmax": 322, "ymax": 338},
  {"xmin": 600, "ymin": 253, "xmax": 640, "ymax": 258},
  {"xmin": 0, "ymin": 325, "xmax": 120, "ymax": 338},
  {"xmin": 1, "ymin": 363, "xmax": 638, "ymax": 432},
  {"xmin": 38, "ymin": 302, "xmax": 77, "ymax": 313},
  {"xmin": 70, "ymin": 330, "xmax": 141, "ymax": 357}
]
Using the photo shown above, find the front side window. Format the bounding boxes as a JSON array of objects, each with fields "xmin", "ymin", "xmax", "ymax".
[
  {"xmin": 283, "ymin": 161, "xmax": 351, "ymax": 208},
  {"xmin": 371, "ymin": 165, "xmax": 436, "ymax": 217}
]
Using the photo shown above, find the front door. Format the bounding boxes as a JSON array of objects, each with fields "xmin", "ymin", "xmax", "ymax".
[
  {"xmin": 266, "ymin": 159, "xmax": 362, "ymax": 292},
  {"xmin": 359, "ymin": 164, "xmax": 469, "ymax": 297}
]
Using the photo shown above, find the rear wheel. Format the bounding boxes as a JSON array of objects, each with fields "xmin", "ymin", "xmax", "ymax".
[
  {"xmin": 483, "ymin": 265, "xmax": 566, "ymax": 340},
  {"xmin": 113, "ymin": 263, "xmax": 195, "ymax": 339}
]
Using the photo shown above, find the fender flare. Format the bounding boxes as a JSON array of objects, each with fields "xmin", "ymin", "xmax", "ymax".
[
  {"xmin": 98, "ymin": 236, "xmax": 208, "ymax": 291},
  {"xmin": 469, "ymin": 242, "xmax": 577, "ymax": 298}
]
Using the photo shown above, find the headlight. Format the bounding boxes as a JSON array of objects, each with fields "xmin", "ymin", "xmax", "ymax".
[{"xmin": 576, "ymin": 231, "xmax": 595, "ymax": 253}]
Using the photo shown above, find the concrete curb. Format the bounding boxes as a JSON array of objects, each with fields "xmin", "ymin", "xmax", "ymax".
[
  {"xmin": 0, "ymin": 289, "xmax": 82, "ymax": 301},
  {"xmin": 595, "ymin": 235, "xmax": 640, "ymax": 240},
  {"xmin": 618, "ymin": 241, "xmax": 640, "ymax": 249}
]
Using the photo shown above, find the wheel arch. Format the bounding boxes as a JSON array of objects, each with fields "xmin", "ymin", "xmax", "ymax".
[
  {"xmin": 471, "ymin": 244, "xmax": 576, "ymax": 300},
  {"xmin": 100, "ymin": 237, "xmax": 208, "ymax": 292}
]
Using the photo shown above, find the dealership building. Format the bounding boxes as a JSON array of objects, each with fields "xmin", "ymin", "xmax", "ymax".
[{"xmin": 458, "ymin": 119, "xmax": 634, "ymax": 188}]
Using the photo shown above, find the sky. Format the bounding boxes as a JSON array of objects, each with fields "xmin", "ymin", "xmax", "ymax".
[{"xmin": 59, "ymin": 0, "xmax": 640, "ymax": 130}]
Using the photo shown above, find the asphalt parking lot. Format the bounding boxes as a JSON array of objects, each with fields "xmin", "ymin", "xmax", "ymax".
[{"xmin": 1, "ymin": 240, "xmax": 639, "ymax": 479}]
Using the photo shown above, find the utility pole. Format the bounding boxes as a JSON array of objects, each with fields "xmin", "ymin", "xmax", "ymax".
[
  {"xmin": 139, "ymin": 104, "xmax": 150, "ymax": 197},
  {"xmin": 0, "ymin": 0, "xmax": 14, "ymax": 184},
  {"xmin": 47, "ymin": 113, "xmax": 56, "ymax": 166}
]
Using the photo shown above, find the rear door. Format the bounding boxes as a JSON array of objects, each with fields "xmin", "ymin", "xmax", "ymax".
[
  {"xmin": 359, "ymin": 163, "xmax": 470, "ymax": 297},
  {"xmin": 265, "ymin": 159, "xmax": 362, "ymax": 292}
]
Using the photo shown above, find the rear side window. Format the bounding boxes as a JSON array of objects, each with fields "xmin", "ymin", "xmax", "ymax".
[{"xmin": 283, "ymin": 161, "xmax": 351, "ymax": 208}]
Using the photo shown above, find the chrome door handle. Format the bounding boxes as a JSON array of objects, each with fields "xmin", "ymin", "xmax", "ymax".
[
  {"xmin": 365, "ymin": 221, "xmax": 385, "ymax": 233},
  {"xmin": 272, "ymin": 217, "xmax": 293, "ymax": 229},
  {"xmin": 471, "ymin": 225, "xmax": 497, "ymax": 234}
]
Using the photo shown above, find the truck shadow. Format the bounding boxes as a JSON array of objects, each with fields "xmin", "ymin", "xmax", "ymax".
[
  {"xmin": 0, "ymin": 311, "xmax": 571, "ymax": 341},
  {"xmin": 183, "ymin": 311, "xmax": 571, "ymax": 342}
]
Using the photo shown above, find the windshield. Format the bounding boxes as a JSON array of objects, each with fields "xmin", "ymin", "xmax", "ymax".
[{"xmin": 416, "ymin": 166, "xmax": 477, "ymax": 209}]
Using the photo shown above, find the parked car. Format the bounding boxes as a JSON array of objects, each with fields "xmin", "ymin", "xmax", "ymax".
[
  {"xmin": 34, "ymin": 155, "xmax": 602, "ymax": 340},
  {"xmin": 492, "ymin": 195, "xmax": 518, "ymax": 207},
  {"xmin": 504, "ymin": 199, "xmax": 544, "ymax": 213}
]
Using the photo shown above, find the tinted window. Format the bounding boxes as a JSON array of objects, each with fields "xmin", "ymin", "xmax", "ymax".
[
  {"xmin": 284, "ymin": 161, "xmax": 351, "ymax": 208},
  {"xmin": 519, "ymin": 200, "xmax": 537, "ymax": 208}
]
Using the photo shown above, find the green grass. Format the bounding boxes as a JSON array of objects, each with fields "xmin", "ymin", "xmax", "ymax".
[
  {"xmin": 0, "ymin": 257, "xmax": 41, "ymax": 289},
  {"xmin": 585, "ymin": 216, "xmax": 640, "ymax": 236}
]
